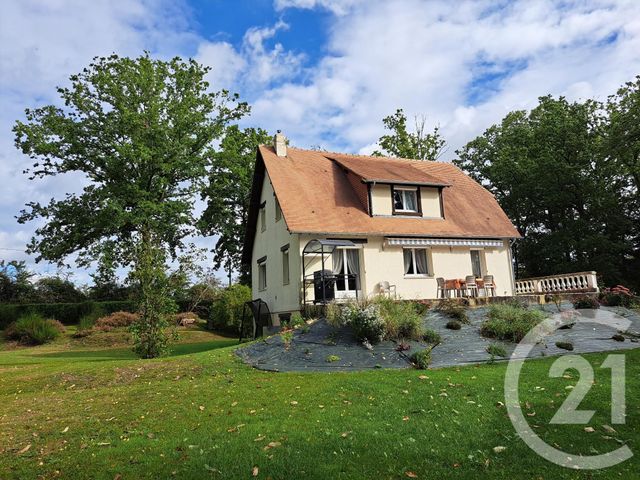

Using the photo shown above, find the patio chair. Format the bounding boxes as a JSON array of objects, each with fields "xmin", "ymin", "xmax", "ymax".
[
  {"xmin": 465, "ymin": 275, "xmax": 478, "ymax": 298},
  {"xmin": 436, "ymin": 277, "xmax": 448, "ymax": 298},
  {"xmin": 378, "ymin": 281, "xmax": 397, "ymax": 298},
  {"xmin": 483, "ymin": 275, "xmax": 496, "ymax": 297}
]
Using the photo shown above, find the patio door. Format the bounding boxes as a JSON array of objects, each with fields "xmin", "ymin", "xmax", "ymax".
[{"xmin": 332, "ymin": 247, "xmax": 360, "ymax": 299}]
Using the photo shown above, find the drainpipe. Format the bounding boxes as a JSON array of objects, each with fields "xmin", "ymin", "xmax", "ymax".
[{"xmin": 508, "ymin": 238, "xmax": 516, "ymax": 296}]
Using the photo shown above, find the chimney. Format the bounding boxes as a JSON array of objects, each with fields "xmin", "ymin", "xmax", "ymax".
[{"xmin": 274, "ymin": 130, "xmax": 287, "ymax": 157}]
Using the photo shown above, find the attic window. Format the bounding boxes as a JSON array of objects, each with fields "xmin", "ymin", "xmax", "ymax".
[
  {"xmin": 260, "ymin": 204, "xmax": 266, "ymax": 232},
  {"xmin": 392, "ymin": 186, "xmax": 419, "ymax": 214}
]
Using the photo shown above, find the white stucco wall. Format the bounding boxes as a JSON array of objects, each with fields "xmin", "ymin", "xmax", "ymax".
[
  {"xmin": 370, "ymin": 184, "xmax": 392, "ymax": 215},
  {"xmin": 420, "ymin": 187, "xmax": 441, "ymax": 218},
  {"xmin": 370, "ymin": 184, "xmax": 442, "ymax": 218},
  {"xmin": 252, "ymin": 175, "xmax": 514, "ymax": 311},
  {"xmin": 296, "ymin": 236, "xmax": 514, "ymax": 302},
  {"xmin": 251, "ymin": 174, "xmax": 301, "ymax": 316}
]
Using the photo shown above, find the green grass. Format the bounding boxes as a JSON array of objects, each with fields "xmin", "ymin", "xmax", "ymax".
[{"xmin": 0, "ymin": 329, "xmax": 638, "ymax": 479}]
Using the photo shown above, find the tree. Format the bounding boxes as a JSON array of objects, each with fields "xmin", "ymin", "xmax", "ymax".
[
  {"xmin": 373, "ymin": 109, "xmax": 446, "ymax": 160},
  {"xmin": 0, "ymin": 260, "xmax": 34, "ymax": 302},
  {"xmin": 13, "ymin": 53, "xmax": 249, "ymax": 357},
  {"xmin": 606, "ymin": 76, "xmax": 640, "ymax": 283},
  {"xmin": 454, "ymin": 95, "xmax": 636, "ymax": 289},
  {"xmin": 34, "ymin": 276, "xmax": 86, "ymax": 303},
  {"xmin": 199, "ymin": 125, "xmax": 272, "ymax": 284}
]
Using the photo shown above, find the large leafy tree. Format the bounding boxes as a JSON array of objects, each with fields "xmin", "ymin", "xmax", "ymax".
[
  {"xmin": 199, "ymin": 125, "xmax": 272, "ymax": 285},
  {"xmin": 454, "ymin": 95, "xmax": 636, "ymax": 289},
  {"xmin": 606, "ymin": 76, "xmax": 640, "ymax": 281},
  {"xmin": 373, "ymin": 109, "xmax": 446, "ymax": 160},
  {"xmin": 13, "ymin": 53, "xmax": 249, "ymax": 357}
]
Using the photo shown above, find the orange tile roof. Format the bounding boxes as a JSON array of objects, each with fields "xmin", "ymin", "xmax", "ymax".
[
  {"xmin": 243, "ymin": 146, "xmax": 520, "ymax": 263},
  {"xmin": 330, "ymin": 154, "xmax": 450, "ymax": 186}
]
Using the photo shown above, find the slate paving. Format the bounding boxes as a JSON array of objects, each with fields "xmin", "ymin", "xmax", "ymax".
[{"xmin": 236, "ymin": 303, "xmax": 640, "ymax": 372}]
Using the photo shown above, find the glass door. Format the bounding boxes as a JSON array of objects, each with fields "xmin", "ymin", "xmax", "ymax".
[{"xmin": 333, "ymin": 247, "xmax": 359, "ymax": 298}]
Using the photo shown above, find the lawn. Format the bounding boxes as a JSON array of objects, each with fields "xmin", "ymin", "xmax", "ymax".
[{"xmin": 0, "ymin": 330, "xmax": 638, "ymax": 479}]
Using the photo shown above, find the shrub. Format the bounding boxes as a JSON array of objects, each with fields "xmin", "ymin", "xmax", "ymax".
[
  {"xmin": 486, "ymin": 344, "xmax": 507, "ymax": 358},
  {"xmin": 326, "ymin": 354, "xmax": 340, "ymax": 363},
  {"xmin": 284, "ymin": 312, "xmax": 305, "ymax": 329},
  {"xmin": 436, "ymin": 299, "xmax": 468, "ymax": 323},
  {"xmin": 411, "ymin": 349, "xmax": 432, "ymax": 369},
  {"xmin": 422, "ymin": 328, "xmax": 441, "ymax": 344},
  {"xmin": 0, "ymin": 300, "xmax": 137, "ymax": 329},
  {"xmin": 573, "ymin": 295, "xmax": 599, "ymax": 309},
  {"xmin": 340, "ymin": 301, "xmax": 385, "ymax": 343},
  {"xmin": 600, "ymin": 285, "xmax": 636, "ymax": 308},
  {"xmin": 446, "ymin": 320, "xmax": 462, "ymax": 330},
  {"xmin": 374, "ymin": 297, "xmax": 424, "ymax": 340},
  {"xmin": 209, "ymin": 284, "xmax": 252, "ymax": 333},
  {"xmin": 281, "ymin": 330, "xmax": 293, "ymax": 349},
  {"xmin": 4, "ymin": 313, "xmax": 62, "ymax": 345},
  {"xmin": 395, "ymin": 341, "xmax": 411, "ymax": 351},
  {"xmin": 481, "ymin": 304, "xmax": 546, "ymax": 342},
  {"xmin": 325, "ymin": 301, "xmax": 343, "ymax": 328},
  {"xmin": 94, "ymin": 311, "xmax": 140, "ymax": 331},
  {"xmin": 74, "ymin": 304, "xmax": 108, "ymax": 336},
  {"xmin": 555, "ymin": 341, "xmax": 574, "ymax": 351},
  {"xmin": 413, "ymin": 300, "xmax": 431, "ymax": 316}
]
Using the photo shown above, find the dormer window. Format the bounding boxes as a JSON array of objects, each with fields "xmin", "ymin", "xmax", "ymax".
[{"xmin": 392, "ymin": 186, "xmax": 420, "ymax": 215}]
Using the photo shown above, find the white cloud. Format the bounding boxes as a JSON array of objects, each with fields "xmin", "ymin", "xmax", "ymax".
[
  {"xmin": 3, "ymin": 0, "xmax": 640, "ymax": 282},
  {"xmin": 196, "ymin": 20, "xmax": 306, "ymax": 91},
  {"xmin": 274, "ymin": 0, "xmax": 362, "ymax": 16},
  {"xmin": 0, "ymin": 0, "xmax": 199, "ymax": 280},
  {"xmin": 196, "ymin": 41, "xmax": 247, "ymax": 89},
  {"xmin": 256, "ymin": 0, "xmax": 640, "ymax": 156}
]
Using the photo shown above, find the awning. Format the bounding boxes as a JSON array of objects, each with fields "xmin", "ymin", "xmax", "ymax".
[{"xmin": 385, "ymin": 238, "xmax": 504, "ymax": 247}]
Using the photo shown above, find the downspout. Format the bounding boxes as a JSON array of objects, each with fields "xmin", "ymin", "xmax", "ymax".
[{"xmin": 507, "ymin": 238, "xmax": 517, "ymax": 296}]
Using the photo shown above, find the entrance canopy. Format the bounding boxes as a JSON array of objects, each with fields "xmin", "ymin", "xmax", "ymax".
[
  {"xmin": 303, "ymin": 239, "xmax": 356, "ymax": 255},
  {"xmin": 302, "ymin": 239, "xmax": 359, "ymax": 305}
]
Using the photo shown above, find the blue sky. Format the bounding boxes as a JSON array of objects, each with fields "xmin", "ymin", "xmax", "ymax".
[{"xmin": 1, "ymin": 0, "xmax": 639, "ymax": 284}]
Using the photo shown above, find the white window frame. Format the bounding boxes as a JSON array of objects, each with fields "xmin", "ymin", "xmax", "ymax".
[
  {"xmin": 334, "ymin": 246, "xmax": 360, "ymax": 298},
  {"xmin": 258, "ymin": 260, "xmax": 267, "ymax": 290},
  {"xmin": 282, "ymin": 247, "xmax": 289, "ymax": 285},
  {"xmin": 403, "ymin": 247, "xmax": 432, "ymax": 277},
  {"xmin": 393, "ymin": 186, "xmax": 419, "ymax": 213}
]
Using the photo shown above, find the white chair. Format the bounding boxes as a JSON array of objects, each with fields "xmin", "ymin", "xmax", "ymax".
[
  {"xmin": 436, "ymin": 277, "xmax": 448, "ymax": 298},
  {"xmin": 379, "ymin": 281, "xmax": 397, "ymax": 298},
  {"xmin": 483, "ymin": 275, "xmax": 496, "ymax": 297},
  {"xmin": 465, "ymin": 275, "xmax": 478, "ymax": 298}
]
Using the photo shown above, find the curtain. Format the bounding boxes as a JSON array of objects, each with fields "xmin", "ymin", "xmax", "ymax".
[
  {"xmin": 415, "ymin": 249, "xmax": 428, "ymax": 275},
  {"xmin": 404, "ymin": 190, "xmax": 417, "ymax": 211},
  {"xmin": 332, "ymin": 249, "xmax": 343, "ymax": 274},
  {"xmin": 403, "ymin": 249, "xmax": 412, "ymax": 274},
  {"xmin": 346, "ymin": 249, "xmax": 360, "ymax": 289}
]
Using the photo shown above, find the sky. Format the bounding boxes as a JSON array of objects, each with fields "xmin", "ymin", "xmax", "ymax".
[{"xmin": 1, "ymin": 0, "xmax": 639, "ymax": 285}]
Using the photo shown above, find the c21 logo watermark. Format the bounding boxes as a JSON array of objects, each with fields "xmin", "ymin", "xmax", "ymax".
[{"xmin": 504, "ymin": 311, "xmax": 633, "ymax": 470}]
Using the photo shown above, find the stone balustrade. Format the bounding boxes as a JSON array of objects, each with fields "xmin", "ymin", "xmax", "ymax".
[{"xmin": 515, "ymin": 271, "xmax": 598, "ymax": 295}]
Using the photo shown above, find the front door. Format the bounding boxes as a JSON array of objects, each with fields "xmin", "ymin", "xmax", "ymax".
[{"xmin": 333, "ymin": 247, "xmax": 359, "ymax": 299}]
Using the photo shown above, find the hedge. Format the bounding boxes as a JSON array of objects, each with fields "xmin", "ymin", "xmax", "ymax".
[{"xmin": 0, "ymin": 301, "xmax": 137, "ymax": 329}]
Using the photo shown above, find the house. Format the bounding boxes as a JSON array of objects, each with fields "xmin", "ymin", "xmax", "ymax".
[{"xmin": 242, "ymin": 132, "xmax": 521, "ymax": 320}]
